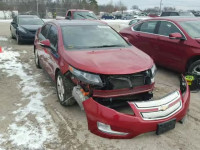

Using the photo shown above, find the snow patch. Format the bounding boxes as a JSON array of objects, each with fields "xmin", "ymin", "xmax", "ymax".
[
  {"xmin": 0, "ymin": 47, "xmax": 60, "ymax": 149},
  {"xmin": 0, "ymin": 36, "xmax": 8, "ymax": 41}
]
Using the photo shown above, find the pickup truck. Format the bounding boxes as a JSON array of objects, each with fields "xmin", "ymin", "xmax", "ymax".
[{"xmin": 65, "ymin": 9, "xmax": 97, "ymax": 20}]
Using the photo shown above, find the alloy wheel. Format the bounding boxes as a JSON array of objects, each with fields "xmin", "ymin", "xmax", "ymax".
[
  {"xmin": 192, "ymin": 65, "xmax": 200, "ymax": 75},
  {"xmin": 57, "ymin": 75, "xmax": 65, "ymax": 102}
]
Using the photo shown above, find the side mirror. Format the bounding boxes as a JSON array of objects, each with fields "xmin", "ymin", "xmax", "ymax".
[
  {"xmin": 169, "ymin": 33, "xmax": 183, "ymax": 40},
  {"xmin": 39, "ymin": 39, "xmax": 51, "ymax": 47}
]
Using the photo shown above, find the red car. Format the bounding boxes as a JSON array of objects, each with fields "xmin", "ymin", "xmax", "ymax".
[
  {"xmin": 34, "ymin": 20, "xmax": 190, "ymax": 139},
  {"xmin": 120, "ymin": 17, "xmax": 200, "ymax": 75},
  {"xmin": 65, "ymin": 9, "xmax": 97, "ymax": 20}
]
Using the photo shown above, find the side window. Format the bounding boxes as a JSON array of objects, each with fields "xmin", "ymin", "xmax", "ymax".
[
  {"xmin": 170, "ymin": 12, "xmax": 179, "ymax": 16},
  {"xmin": 161, "ymin": 12, "xmax": 170, "ymax": 16},
  {"xmin": 41, "ymin": 24, "xmax": 51, "ymax": 39},
  {"xmin": 158, "ymin": 21, "xmax": 182, "ymax": 36},
  {"xmin": 67, "ymin": 11, "xmax": 71, "ymax": 18},
  {"xmin": 47, "ymin": 25, "xmax": 58, "ymax": 50},
  {"xmin": 140, "ymin": 21, "xmax": 158, "ymax": 33},
  {"xmin": 13, "ymin": 16, "xmax": 17, "ymax": 23},
  {"xmin": 133, "ymin": 23, "xmax": 141, "ymax": 31}
]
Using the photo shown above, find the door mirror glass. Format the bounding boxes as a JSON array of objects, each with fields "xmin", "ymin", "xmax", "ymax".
[
  {"xmin": 169, "ymin": 33, "xmax": 183, "ymax": 40},
  {"xmin": 40, "ymin": 39, "xmax": 51, "ymax": 47}
]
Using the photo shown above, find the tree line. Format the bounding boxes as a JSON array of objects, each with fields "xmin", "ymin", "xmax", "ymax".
[{"xmin": 0, "ymin": 0, "xmax": 128, "ymax": 17}]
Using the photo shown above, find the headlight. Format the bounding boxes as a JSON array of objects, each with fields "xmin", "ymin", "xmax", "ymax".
[
  {"xmin": 150, "ymin": 64, "xmax": 157, "ymax": 83},
  {"xmin": 151, "ymin": 64, "xmax": 157, "ymax": 77},
  {"xmin": 18, "ymin": 27, "xmax": 27, "ymax": 34},
  {"xmin": 69, "ymin": 66, "xmax": 103, "ymax": 86}
]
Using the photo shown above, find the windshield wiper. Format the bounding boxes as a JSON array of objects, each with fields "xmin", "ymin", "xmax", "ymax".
[
  {"xmin": 89, "ymin": 45, "xmax": 125, "ymax": 48},
  {"xmin": 77, "ymin": 14, "xmax": 86, "ymax": 19},
  {"xmin": 86, "ymin": 15, "xmax": 97, "ymax": 20}
]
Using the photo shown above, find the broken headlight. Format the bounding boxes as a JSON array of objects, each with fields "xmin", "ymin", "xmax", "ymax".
[
  {"xmin": 69, "ymin": 66, "xmax": 103, "ymax": 86},
  {"xmin": 151, "ymin": 64, "xmax": 157, "ymax": 83}
]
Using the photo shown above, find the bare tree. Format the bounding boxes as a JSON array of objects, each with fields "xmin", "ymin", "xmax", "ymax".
[{"xmin": 132, "ymin": 5, "xmax": 139, "ymax": 10}]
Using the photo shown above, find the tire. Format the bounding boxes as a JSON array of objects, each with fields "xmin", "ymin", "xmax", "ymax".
[
  {"xmin": 188, "ymin": 60, "xmax": 200, "ymax": 75},
  {"xmin": 56, "ymin": 71, "xmax": 75, "ymax": 106},
  {"xmin": 34, "ymin": 49, "xmax": 41, "ymax": 69},
  {"xmin": 16, "ymin": 34, "xmax": 22, "ymax": 44}
]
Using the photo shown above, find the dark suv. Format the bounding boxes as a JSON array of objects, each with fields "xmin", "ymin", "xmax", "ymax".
[{"xmin": 161, "ymin": 11, "xmax": 195, "ymax": 17}]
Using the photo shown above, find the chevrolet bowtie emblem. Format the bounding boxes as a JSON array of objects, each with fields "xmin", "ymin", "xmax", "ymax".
[{"xmin": 159, "ymin": 105, "xmax": 169, "ymax": 111}]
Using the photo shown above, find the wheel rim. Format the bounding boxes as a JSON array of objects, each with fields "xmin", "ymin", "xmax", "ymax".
[
  {"xmin": 57, "ymin": 75, "xmax": 65, "ymax": 102},
  {"xmin": 192, "ymin": 65, "xmax": 200, "ymax": 75},
  {"xmin": 35, "ymin": 50, "xmax": 39, "ymax": 65}
]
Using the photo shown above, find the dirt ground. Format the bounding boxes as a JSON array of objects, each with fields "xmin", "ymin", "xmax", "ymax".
[{"xmin": 0, "ymin": 22, "xmax": 200, "ymax": 150}]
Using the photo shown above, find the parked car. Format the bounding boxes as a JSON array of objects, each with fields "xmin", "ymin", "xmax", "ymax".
[
  {"xmin": 65, "ymin": 9, "xmax": 97, "ymax": 20},
  {"xmin": 34, "ymin": 20, "xmax": 190, "ymax": 139},
  {"xmin": 101, "ymin": 14, "xmax": 115, "ymax": 20},
  {"xmin": 114, "ymin": 14, "xmax": 122, "ymax": 19},
  {"xmin": 160, "ymin": 11, "xmax": 195, "ymax": 17},
  {"xmin": 128, "ymin": 17, "xmax": 150, "ymax": 26},
  {"xmin": 122, "ymin": 14, "xmax": 134, "ymax": 20},
  {"xmin": 10, "ymin": 15, "xmax": 44, "ymax": 44},
  {"xmin": 120, "ymin": 17, "xmax": 200, "ymax": 75}
]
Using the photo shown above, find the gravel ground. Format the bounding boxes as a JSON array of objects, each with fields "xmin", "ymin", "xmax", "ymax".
[{"xmin": 0, "ymin": 22, "xmax": 200, "ymax": 150}]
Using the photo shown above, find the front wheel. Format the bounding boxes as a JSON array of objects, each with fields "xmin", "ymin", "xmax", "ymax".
[
  {"xmin": 56, "ymin": 72, "xmax": 75, "ymax": 106},
  {"xmin": 188, "ymin": 60, "xmax": 200, "ymax": 75},
  {"xmin": 35, "ymin": 49, "xmax": 41, "ymax": 69},
  {"xmin": 16, "ymin": 34, "xmax": 22, "ymax": 44}
]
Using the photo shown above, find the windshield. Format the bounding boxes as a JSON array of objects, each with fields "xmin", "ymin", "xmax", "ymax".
[
  {"xmin": 180, "ymin": 20, "xmax": 200, "ymax": 38},
  {"xmin": 73, "ymin": 11, "xmax": 97, "ymax": 20},
  {"xmin": 19, "ymin": 17, "xmax": 44, "ymax": 25},
  {"xmin": 61, "ymin": 25, "xmax": 129, "ymax": 50}
]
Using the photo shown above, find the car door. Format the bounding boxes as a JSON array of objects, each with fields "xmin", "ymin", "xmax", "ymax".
[
  {"xmin": 10, "ymin": 16, "xmax": 18, "ymax": 37},
  {"xmin": 37, "ymin": 24, "xmax": 51, "ymax": 69},
  {"xmin": 131, "ymin": 20, "xmax": 159, "ymax": 58},
  {"xmin": 45, "ymin": 25, "xmax": 59, "ymax": 79},
  {"xmin": 155, "ymin": 21, "xmax": 188, "ymax": 71}
]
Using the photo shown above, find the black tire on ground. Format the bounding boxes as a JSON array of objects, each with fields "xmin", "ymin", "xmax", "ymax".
[
  {"xmin": 188, "ymin": 60, "xmax": 200, "ymax": 75},
  {"xmin": 34, "ymin": 49, "xmax": 41, "ymax": 69},
  {"xmin": 16, "ymin": 34, "xmax": 22, "ymax": 44},
  {"xmin": 56, "ymin": 71, "xmax": 75, "ymax": 106}
]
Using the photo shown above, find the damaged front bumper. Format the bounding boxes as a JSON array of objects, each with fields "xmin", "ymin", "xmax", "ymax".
[{"xmin": 82, "ymin": 76, "xmax": 190, "ymax": 139}]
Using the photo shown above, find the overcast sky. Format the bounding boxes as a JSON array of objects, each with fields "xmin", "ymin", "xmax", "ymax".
[{"xmin": 97, "ymin": 0, "xmax": 200, "ymax": 10}]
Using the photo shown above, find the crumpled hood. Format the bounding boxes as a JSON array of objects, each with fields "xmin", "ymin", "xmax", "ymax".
[
  {"xmin": 64, "ymin": 47, "xmax": 154, "ymax": 75},
  {"xmin": 20, "ymin": 25, "xmax": 42, "ymax": 31}
]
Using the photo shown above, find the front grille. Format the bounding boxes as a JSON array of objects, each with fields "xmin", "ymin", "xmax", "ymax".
[
  {"xmin": 101, "ymin": 70, "xmax": 151, "ymax": 90},
  {"xmin": 132, "ymin": 91, "xmax": 182, "ymax": 120}
]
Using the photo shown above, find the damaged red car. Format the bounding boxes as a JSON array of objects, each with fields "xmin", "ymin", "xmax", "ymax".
[{"xmin": 34, "ymin": 20, "xmax": 190, "ymax": 139}]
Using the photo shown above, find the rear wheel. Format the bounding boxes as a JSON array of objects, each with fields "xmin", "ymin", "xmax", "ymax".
[
  {"xmin": 56, "ymin": 71, "xmax": 75, "ymax": 106},
  {"xmin": 188, "ymin": 60, "xmax": 200, "ymax": 75}
]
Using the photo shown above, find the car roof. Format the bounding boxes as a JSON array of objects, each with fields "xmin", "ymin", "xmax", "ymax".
[
  {"xmin": 68, "ymin": 9, "xmax": 91, "ymax": 12},
  {"xmin": 49, "ymin": 20, "xmax": 107, "ymax": 26},
  {"xmin": 146, "ymin": 16, "xmax": 200, "ymax": 22}
]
